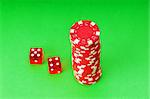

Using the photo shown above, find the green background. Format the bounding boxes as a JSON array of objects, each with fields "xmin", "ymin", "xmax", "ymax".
[{"xmin": 0, "ymin": 0, "xmax": 148, "ymax": 99}]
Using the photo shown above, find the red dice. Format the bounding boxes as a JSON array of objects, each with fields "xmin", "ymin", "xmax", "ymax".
[
  {"xmin": 48, "ymin": 57, "xmax": 62, "ymax": 74},
  {"xmin": 29, "ymin": 48, "xmax": 43, "ymax": 64}
]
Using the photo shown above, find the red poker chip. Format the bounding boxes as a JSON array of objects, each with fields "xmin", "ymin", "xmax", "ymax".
[
  {"xmin": 73, "ymin": 65, "xmax": 93, "ymax": 76},
  {"xmin": 72, "ymin": 50, "xmax": 100, "ymax": 58},
  {"xmin": 70, "ymin": 20, "xmax": 100, "ymax": 47},
  {"xmin": 75, "ymin": 67, "xmax": 102, "ymax": 78},
  {"xmin": 74, "ymin": 75, "xmax": 100, "ymax": 85},
  {"xmin": 72, "ymin": 62, "xmax": 100, "ymax": 77},
  {"xmin": 73, "ymin": 66, "xmax": 101, "ymax": 78},
  {"xmin": 71, "ymin": 41, "xmax": 100, "ymax": 50},
  {"xmin": 72, "ymin": 42, "xmax": 100, "ymax": 52},
  {"xmin": 74, "ymin": 68, "xmax": 102, "ymax": 85},
  {"xmin": 72, "ymin": 57, "xmax": 100, "ymax": 66},
  {"xmin": 72, "ymin": 44, "xmax": 100, "ymax": 56},
  {"xmin": 72, "ymin": 55, "xmax": 100, "ymax": 63},
  {"xmin": 72, "ymin": 48, "xmax": 100, "ymax": 57},
  {"xmin": 72, "ymin": 45, "xmax": 100, "ymax": 55},
  {"xmin": 72, "ymin": 51, "xmax": 100, "ymax": 59}
]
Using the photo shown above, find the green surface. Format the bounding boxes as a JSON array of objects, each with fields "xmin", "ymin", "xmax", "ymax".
[{"xmin": 0, "ymin": 0, "xmax": 148, "ymax": 99}]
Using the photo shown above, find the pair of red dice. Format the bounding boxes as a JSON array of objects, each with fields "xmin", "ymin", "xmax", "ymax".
[{"xmin": 29, "ymin": 48, "xmax": 62, "ymax": 74}]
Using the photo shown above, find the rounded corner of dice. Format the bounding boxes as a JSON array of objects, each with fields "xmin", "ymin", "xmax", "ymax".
[
  {"xmin": 70, "ymin": 20, "xmax": 102, "ymax": 85},
  {"xmin": 29, "ymin": 48, "xmax": 44, "ymax": 64}
]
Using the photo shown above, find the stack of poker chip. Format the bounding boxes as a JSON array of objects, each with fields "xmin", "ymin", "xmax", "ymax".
[{"xmin": 70, "ymin": 20, "xmax": 102, "ymax": 85}]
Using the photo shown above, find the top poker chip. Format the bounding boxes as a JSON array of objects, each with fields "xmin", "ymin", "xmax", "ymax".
[{"xmin": 70, "ymin": 20, "xmax": 100, "ymax": 47}]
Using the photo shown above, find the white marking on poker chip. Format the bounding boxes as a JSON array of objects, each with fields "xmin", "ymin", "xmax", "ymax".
[
  {"xmin": 74, "ymin": 51, "xmax": 79, "ymax": 54},
  {"xmin": 74, "ymin": 58, "xmax": 81, "ymax": 63},
  {"xmin": 90, "ymin": 22, "xmax": 96, "ymax": 26},
  {"xmin": 95, "ymin": 76, "xmax": 100, "ymax": 80},
  {"xmin": 88, "ymin": 81, "xmax": 96, "ymax": 84},
  {"xmin": 76, "ymin": 26, "xmax": 80, "ymax": 29},
  {"xmin": 96, "ymin": 31, "xmax": 100, "ymax": 36},
  {"xmin": 76, "ymin": 48, "xmax": 80, "ymax": 51},
  {"xmin": 90, "ymin": 50, "xmax": 95, "ymax": 54},
  {"xmin": 92, "ymin": 73, "xmax": 96, "ymax": 76},
  {"xmin": 94, "ymin": 60, "xmax": 99, "ymax": 65},
  {"xmin": 87, "ymin": 40, "xmax": 93, "ymax": 46},
  {"xmin": 87, "ymin": 57, "xmax": 96, "ymax": 61},
  {"xmin": 74, "ymin": 73, "xmax": 82, "ymax": 77},
  {"xmin": 91, "ymin": 47, "xmax": 95, "ymax": 50},
  {"xmin": 51, "ymin": 68, "xmax": 54, "ymax": 71},
  {"xmin": 91, "ymin": 58, "xmax": 96, "ymax": 61},
  {"xmin": 37, "ymin": 54, "xmax": 40, "ymax": 57},
  {"xmin": 85, "ymin": 57, "xmax": 90, "ymax": 60},
  {"xmin": 87, "ymin": 63, "xmax": 92, "ymax": 66},
  {"xmin": 57, "ymin": 71, "xmax": 61, "ymax": 73},
  {"xmin": 49, "ymin": 58, "xmax": 52, "ymax": 61},
  {"xmin": 70, "ymin": 29, "xmax": 75, "ymax": 33},
  {"xmin": 84, "ymin": 77, "xmax": 89, "ymax": 79},
  {"xmin": 98, "ymin": 50, "xmax": 100, "ymax": 54},
  {"xmin": 74, "ymin": 53, "xmax": 78, "ymax": 57},
  {"xmin": 80, "ymin": 46, "xmax": 86, "ymax": 49},
  {"xmin": 89, "ymin": 60, "xmax": 95, "ymax": 64},
  {"xmin": 56, "ymin": 62, "xmax": 59, "ymax": 65},
  {"xmin": 88, "ymin": 78, "xmax": 93, "ymax": 81},
  {"xmin": 81, "ymin": 65, "xmax": 86, "ymax": 68},
  {"xmin": 77, "ymin": 65, "xmax": 86, "ymax": 69},
  {"xmin": 91, "ymin": 66, "xmax": 97, "ymax": 74},
  {"xmin": 50, "ymin": 63, "xmax": 53, "ymax": 67},
  {"xmin": 91, "ymin": 65, "xmax": 97, "ymax": 69},
  {"xmin": 34, "ymin": 60, "xmax": 38, "ymax": 63},
  {"xmin": 87, "ymin": 82, "xmax": 94, "ymax": 84},
  {"xmin": 80, "ymin": 46, "xmax": 89, "ymax": 50},
  {"xmin": 88, "ymin": 55, "xmax": 93, "ymax": 58},
  {"xmin": 95, "ymin": 45, "xmax": 99, "ymax": 49},
  {"xmin": 95, "ymin": 40, "xmax": 99, "ymax": 44},
  {"xmin": 78, "ymin": 21, "xmax": 83, "ymax": 25},
  {"xmin": 100, "ymin": 72, "xmax": 102, "ymax": 76},
  {"xmin": 79, "ymin": 54, "xmax": 83, "ymax": 57},
  {"xmin": 82, "ymin": 80, "xmax": 87, "ymax": 83},
  {"xmin": 37, "ymin": 48, "xmax": 41, "ymax": 51},
  {"xmin": 87, "ymin": 61, "xmax": 95, "ymax": 66},
  {"xmin": 55, "ymin": 57, "xmax": 58, "ymax": 60},
  {"xmin": 97, "ymin": 69, "xmax": 101, "ymax": 74},
  {"xmin": 75, "ymin": 50, "xmax": 80, "ymax": 54},
  {"xmin": 31, "ymin": 53, "xmax": 34, "ymax": 57},
  {"xmin": 74, "ymin": 53, "xmax": 83, "ymax": 57},
  {"xmin": 93, "ymin": 51, "xmax": 97, "ymax": 55},
  {"xmin": 77, "ymin": 69, "xmax": 84, "ymax": 75},
  {"xmin": 31, "ymin": 48, "xmax": 34, "ymax": 51},
  {"xmin": 87, "ymin": 74, "xmax": 92, "ymax": 77},
  {"xmin": 80, "ymin": 51, "xmax": 85, "ymax": 53},
  {"xmin": 77, "ymin": 66, "xmax": 80, "ymax": 69},
  {"xmin": 73, "ymin": 39, "xmax": 80, "ymax": 44},
  {"xmin": 34, "ymin": 51, "xmax": 37, "ymax": 54},
  {"xmin": 91, "ymin": 82, "xmax": 96, "ymax": 85}
]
